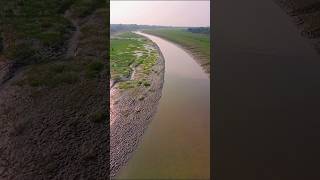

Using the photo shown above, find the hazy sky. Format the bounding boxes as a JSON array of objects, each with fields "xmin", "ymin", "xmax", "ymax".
[{"xmin": 110, "ymin": 1, "xmax": 210, "ymax": 27}]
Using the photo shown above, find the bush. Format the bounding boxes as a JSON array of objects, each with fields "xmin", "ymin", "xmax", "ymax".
[{"xmin": 143, "ymin": 82, "xmax": 151, "ymax": 87}]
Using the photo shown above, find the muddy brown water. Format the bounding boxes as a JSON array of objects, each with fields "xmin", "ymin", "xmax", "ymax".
[{"xmin": 115, "ymin": 32, "xmax": 210, "ymax": 179}]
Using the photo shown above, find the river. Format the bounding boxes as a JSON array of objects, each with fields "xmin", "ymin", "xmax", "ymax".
[
  {"xmin": 213, "ymin": 0, "xmax": 320, "ymax": 179},
  {"xmin": 116, "ymin": 32, "xmax": 210, "ymax": 179}
]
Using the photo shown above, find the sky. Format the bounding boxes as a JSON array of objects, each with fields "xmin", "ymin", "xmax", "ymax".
[{"xmin": 110, "ymin": 1, "xmax": 210, "ymax": 27}]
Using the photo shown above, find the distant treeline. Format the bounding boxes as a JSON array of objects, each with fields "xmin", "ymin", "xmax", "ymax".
[
  {"xmin": 111, "ymin": 24, "xmax": 211, "ymax": 35},
  {"xmin": 187, "ymin": 27, "xmax": 210, "ymax": 34},
  {"xmin": 111, "ymin": 24, "xmax": 168, "ymax": 34}
]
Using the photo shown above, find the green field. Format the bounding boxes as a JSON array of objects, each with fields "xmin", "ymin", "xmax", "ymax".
[
  {"xmin": 110, "ymin": 32, "xmax": 158, "ymax": 89},
  {"xmin": 143, "ymin": 28, "xmax": 210, "ymax": 72}
]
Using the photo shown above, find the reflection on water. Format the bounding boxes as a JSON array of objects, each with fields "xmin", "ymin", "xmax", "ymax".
[{"xmin": 116, "ymin": 32, "xmax": 210, "ymax": 179}]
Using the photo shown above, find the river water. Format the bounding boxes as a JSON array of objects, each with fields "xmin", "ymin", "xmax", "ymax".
[{"xmin": 116, "ymin": 32, "xmax": 210, "ymax": 179}]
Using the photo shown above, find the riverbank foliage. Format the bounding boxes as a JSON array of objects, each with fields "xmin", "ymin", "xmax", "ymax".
[
  {"xmin": 187, "ymin": 27, "xmax": 210, "ymax": 35},
  {"xmin": 111, "ymin": 32, "xmax": 158, "ymax": 90}
]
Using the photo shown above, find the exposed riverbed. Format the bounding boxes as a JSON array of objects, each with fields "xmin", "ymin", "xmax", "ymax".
[{"xmin": 116, "ymin": 32, "xmax": 210, "ymax": 179}]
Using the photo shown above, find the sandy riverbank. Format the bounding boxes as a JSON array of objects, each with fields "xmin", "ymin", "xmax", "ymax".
[{"xmin": 110, "ymin": 37, "xmax": 165, "ymax": 177}]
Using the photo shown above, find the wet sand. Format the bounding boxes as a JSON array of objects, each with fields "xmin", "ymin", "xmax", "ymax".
[{"xmin": 214, "ymin": 0, "xmax": 320, "ymax": 179}]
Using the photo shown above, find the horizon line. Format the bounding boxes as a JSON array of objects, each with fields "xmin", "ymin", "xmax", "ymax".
[{"xmin": 110, "ymin": 23, "xmax": 210, "ymax": 28}]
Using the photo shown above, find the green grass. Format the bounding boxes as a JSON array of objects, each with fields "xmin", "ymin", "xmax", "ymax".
[
  {"xmin": 143, "ymin": 28, "xmax": 210, "ymax": 62},
  {"xmin": 110, "ymin": 32, "xmax": 158, "ymax": 88},
  {"xmin": 71, "ymin": 0, "xmax": 106, "ymax": 18},
  {"xmin": 117, "ymin": 32, "xmax": 143, "ymax": 39},
  {"xmin": 0, "ymin": 0, "xmax": 106, "ymax": 65},
  {"xmin": 23, "ymin": 61, "xmax": 81, "ymax": 87},
  {"xmin": 118, "ymin": 80, "xmax": 139, "ymax": 90},
  {"xmin": 1, "ymin": 1, "xmax": 73, "ymax": 64},
  {"xmin": 20, "ymin": 57, "xmax": 105, "ymax": 87},
  {"xmin": 117, "ymin": 79, "xmax": 150, "ymax": 90}
]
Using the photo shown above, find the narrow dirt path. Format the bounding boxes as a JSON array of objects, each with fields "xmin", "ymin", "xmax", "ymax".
[
  {"xmin": 64, "ymin": 10, "xmax": 80, "ymax": 58},
  {"xmin": 110, "ymin": 34, "xmax": 151, "ymax": 89}
]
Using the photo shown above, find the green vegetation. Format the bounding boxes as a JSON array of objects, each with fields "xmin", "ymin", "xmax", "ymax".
[
  {"xmin": 0, "ymin": 0, "xmax": 105, "ymax": 17},
  {"xmin": 111, "ymin": 32, "xmax": 158, "ymax": 89},
  {"xmin": 110, "ymin": 24, "xmax": 166, "ymax": 35},
  {"xmin": 22, "ymin": 61, "xmax": 81, "ymax": 87},
  {"xmin": 3, "ymin": 16, "xmax": 73, "ymax": 65},
  {"xmin": 71, "ymin": 0, "xmax": 106, "ymax": 17},
  {"xmin": 118, "ymin": 81, "xmax": 139, "ymax": 90},
  {"xmin": 0, "ymin": 0, "xmax": 107, "ymax": 87},
  {"xmin": 0, "ymin": 0, "xmax": 106, "ymax": 65},
  {"xmin": 144, "ymin": 28, "xmax": 209, "ymax": 59},
  {"xmin": 20, "ymin": 57, "xmax": 105, "ymax": 87},
  {"xmin": 143, "ymin": 28, "xmax": 210, "ymax": 72},
  {"xmin": 187, "ymin": 27, "xmax": 210, "ymax": 35}
]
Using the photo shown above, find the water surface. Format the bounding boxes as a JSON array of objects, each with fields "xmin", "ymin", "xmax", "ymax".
[
  {"xmin": 117, "ymin": 32, "xmax": 210, "ymax": 179},
  {"xmin": 214, "ymin": 0, "xmax": 320, "ymax": 179}
]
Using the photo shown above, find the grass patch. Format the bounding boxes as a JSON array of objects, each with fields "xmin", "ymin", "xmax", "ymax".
[
  {"xmin": 71, "ymin": 0, "xmax": 106, "ymax": 17},
  {"xmin": 143, "ymin": 28, "xmax": 210, "ymax": 61},
  {"xmin": 24, "ymin": 61, "xmax": 81, "ymax": 87},
  {"xmin": 118, "ymin": 80, "xmax": 138, "ymax": 90},
  {"xmin": 110, "ymin": 32, "xmax": 158, "ymax": 88},
  {"xmin": 117, "ymin": 79, "xmax": 150, "ymax": 90}
]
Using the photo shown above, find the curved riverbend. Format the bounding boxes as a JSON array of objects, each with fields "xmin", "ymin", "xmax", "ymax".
[{"xmin": 117, "ymin": 32, "xmax": 210, "ymax": 179}]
